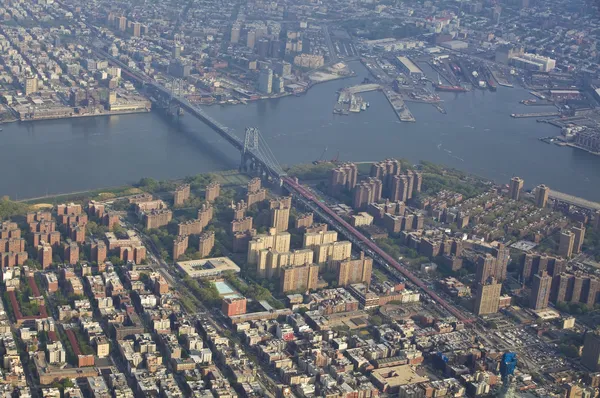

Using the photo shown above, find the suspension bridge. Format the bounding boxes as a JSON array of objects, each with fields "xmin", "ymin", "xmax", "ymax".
[
  {"xmin": 103, "ymin": 52, "xmax": 472, "ymax": 324},
  {"xmin": 93, "ymin": 45, "xmax": 285, "ymax": 179}
]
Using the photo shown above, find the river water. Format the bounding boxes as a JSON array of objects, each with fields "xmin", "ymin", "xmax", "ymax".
[{"xmin": 2, "ymin": 61, "xmax": 599, "ymax": 201}]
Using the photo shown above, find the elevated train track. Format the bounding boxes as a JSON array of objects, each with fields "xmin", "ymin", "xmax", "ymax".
[
  {"xmin": 98, "ymin": 43, "xmax": 473, "ymax": 325},
  {"xmin": 282, "ymin": 177, "xmax": 474, "ymax": 324}
]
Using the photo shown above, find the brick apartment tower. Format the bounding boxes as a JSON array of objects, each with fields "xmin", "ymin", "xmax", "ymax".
[
  {"xmin": 174, "ymin": 184, "xmax": 191, "ymax": 206},
  {"xmin": 63, "ymin": 242, "xmax": 79, "ymax": 265},
  {"xmin": 38, "ymin": 242, "xmax": 53, "ymax": 269},
  {"xmin": 205, "ymin": 182, "xmax": 221, "ymax": 202},
  {"xmin": 198, "ymin": 231, "xmax": 215, "ymax": 258},
  {"xmin": 173, "ymin": 235, "xmax": 189, "ymax": 260}
]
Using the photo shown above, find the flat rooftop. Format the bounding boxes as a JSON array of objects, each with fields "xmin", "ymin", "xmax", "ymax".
[
  {"xmin": 214, "ymin": 281, "xmax": 235, "ymax": 296},
  {"xmin": 396, "ymin": 56, "xmax": 422, "ymax": 74},
  {"xmin": 176, "ymin": 257, "xmax": 240, "ymax": 279},
  {"xmin": 371, "ymin": 364, "xmax": 428, "ymax": 388}
]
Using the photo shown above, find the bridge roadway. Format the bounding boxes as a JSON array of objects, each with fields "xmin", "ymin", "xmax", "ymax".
[
  {"xmin": 97, "ymin": 43, "xmax": 472, "ymax": 322},
  {"xmin": 93, "ymin": 47, "xmax": 244, "ymax": 151},
  {"xmin": 282, "ymin": 176, "xmax": 473, "ymax": 324}
]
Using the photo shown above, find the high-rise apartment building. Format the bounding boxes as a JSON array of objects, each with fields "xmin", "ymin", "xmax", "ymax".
[
  {"xmin": 535, "ymin": 184, "xmax": 549, "ymax": 208},
  {"xmin": 119, "ymin": 245, "xmax": 146, "ymax": 264},
  {"xmin": 508, "ymin": 177, "xmax": 524, "ymax": 200},
  {"xmin": 117, "ymin": 16, "xmax": 127, "ymax": 31},
  {"xmin": 248, "ymin": 228, "xmax": 291, "ymax": 266},
  {"xmin": 280, "ymin": 263, "xmax": 319, "ymax": 293},
  {"xmin": 91, "ymin": 241, "xmax": 107, "ymax": 265},
  {"xmin": 205, "ymin": 182, "xmax": 221, "ymax": 202},
  {"xmin": 295, "ymin": 213, "xmax": 314, "ymax": 230},
  {"xmin": 247, "ymin": 30, "xmax": 256, "ymax": 48},
  {"xmin": 353, "ymin": 178, "xmax": 382, "ymax": 210},
  {"xmin": 232, "ymin": 201, "xmax": 247, "ymax": 221},
  {"xmin": 521, "ymin": 253, "xmax": 565, "ymax": 283},
  {"xmin": 558, "ymin": 230, "xmax": 575, "ymax": 258},
  {"xmin": 313, "ymin": 241, "xmax": 352, "ymax": 265},
  {"xmin": 63, "ymin": 242, "xmax": 79, "ymax": 265},
  {"xmin": 178, "ymin": 219, "xmax": 204, "ymax": 236},
  {"xmin": 328, "ymin": 163, "xmax": 358, "ymax": 197},
  {"xmin": 0, "ymin": 238, "xmax": 25, "ymax": 253},
  {"xmin": 337, "ymin": 252, "xmax": 373, "ymax": 287},
  {"xmin": 257, "ymin": 38, "xmax": 270, "ymax": 58},
  {"xmin": 131, "ymin": 22, "xmax": 142, "ymax": 37},
  {"xmin": 388, "ymin": 171, "xmax": 422, "ymax": 203},
  {"xmin": 2, "ymin": 221, "xmax": 21, "ymax": 238},
  {"xmin": 474, "ymin": 279, "xmax": 501, "ymax": 315},
  {"xmin": 144, "ymin": 210, "xmax": 173, "ymax": 230},
  {"xmin": 173, "ymin": 235, "xmax": 189, "ymax": 260},
  {"xmin": 582, "ymin": 332, "xmax": 600, "ymax": 371},
  {"xmin": 173, "ymin": 184, "xmax": 190, "ymax": 207},
  {"xmin": 232, "ymin": 217, "xmax": 253, "ymax": 233},
  {"xmin": 303, "ymin": 230, "xmax": 338, "ymax": 248},
  {"xmin": 475, "ymin": 254, "xmax": 496, "ymax": 285},
  {"xmin": 25, "ymin": 77, "xmax": 38, "ymax": 95},
  {"xmin": 492, "ymin": 243, "xmax": 510, "ymax": 282},
  {"xmin": 103, "ymin": 212, "xmax": 120, "ymax": 231},
  {"xmin": 551, "ymin": 272, "xmax": 599, "ymax": 307},
  {"xmin": 38, "ymin": 242, "xmax": 53, "ymax": 269},
  {"xmin": 1, "ymin": 252, "xmax": 27, "ymax": 268},
  {"xmin": 257, "ymin": 248, "xmax": 314, "ymax": 279},
  {"xmin": 230, "ymin": 23, "xmax": 241, "ymax": 43},
  {"xmin": 247, "ymin": 178, "xmax": 262, "ymax": 194},
  {"xmin": 198, "ymin": 231, "xmax": 215, "ymax": 258},
  {"xmin": 530, "ymin": 271, "xmax": 552, "ymax": 310},
  {"xmin": 270, "ymin": 197, "xmax": 291, "ymax": 232},
  {"xmin": 370, "ymin": 159, "xmax": 401, "ymax": 195},
  {"xmin": 390, "ymin": 175, "xmax": 409, "ymax": 203},
  {"xmin": 197, "ymin": 204, "xmax": 214, "ymax": 231},
  {"xmin": 32, "ymin": 232, "xmax": 60, "ymax": 248},
  {"xmin": 246, "ymin": 178, "xmax": 267, "ymax": 206},
  {"xmin": 572, "ymin": 222, "xmax": 586, "ymax": 254},
  {"xmin": 258, "ymin": 69, "xmax": 273, "ymax": 94}
]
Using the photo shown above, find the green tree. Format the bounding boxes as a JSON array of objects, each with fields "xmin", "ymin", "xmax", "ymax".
[
  {"xmin": 559, "ymin": 344, "xmax": 579, "ymax": 358},
  {"xmin": 137, "ymin": 177, "xmax": 159, "ymax": 192},
  {"xmin": 0, "ymin": 196, "xmax": 30, "ymax": 219}
]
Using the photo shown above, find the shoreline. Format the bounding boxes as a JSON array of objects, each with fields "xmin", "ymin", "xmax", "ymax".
[
  {"xmin": 16, "ymin": 169, "xmax": 249, "ymax": 203},
  {"xmin": 15, "ymin": 161, "xmax": 600, "ymax": 212},
  {"xmin": 0, "ymin": 108, "xmax": 151, "ymax": 124},
  {"xmin": 17, "ymin": 108, "xmax": 151, "ymax": 123}
]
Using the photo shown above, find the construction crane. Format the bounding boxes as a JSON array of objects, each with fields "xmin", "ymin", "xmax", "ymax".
[
  {"xmin": 331, "ymin": 151, "xmax": 340, "ymax": 163},
  {"xmin": 313, "ymin": 147, "xmax": 328, "ymax": 164}
]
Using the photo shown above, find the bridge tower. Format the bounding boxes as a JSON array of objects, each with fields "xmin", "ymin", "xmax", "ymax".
[
  {"xmin": 240, "ymin": 127, "xmax": 260, "ymax": 173},
  {"xmin": 168, "ymin": 78, "xmax": 183, "ymax": 118}
]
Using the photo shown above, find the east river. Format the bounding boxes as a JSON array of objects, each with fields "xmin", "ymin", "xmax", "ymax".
[{"xmin": 2, "ymin": 61, "xmax": 600, "ymax": 201}]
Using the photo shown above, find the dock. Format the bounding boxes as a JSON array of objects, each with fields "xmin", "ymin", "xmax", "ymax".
[
  {"xmin": 529, "ymin": 91, "xmax": 547, "ymax": 100},
  {"xmin": 383, "ymin": 88, "xmax": 415, "ymax": 122},
  {"xmin": 346, "ymin": 84, "xmax": 382, "ymax": 94},
  {"xmin": 490, "ymin": 69, "xmax": 513, "ymax": 88},
  {"xmin": 334, "ymin": 89, "xmax": 369, "ymax": 115},
  {"xmin": 520, "ymin": 99, "xmax": 555, "ymax": 106},
  {"xmin": 511, "ymin": 112, "xmax": 560, "ymax": 118}
]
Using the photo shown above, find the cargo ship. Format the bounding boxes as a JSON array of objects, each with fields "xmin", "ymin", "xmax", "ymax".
[
  {"xmin": 433, "ymin": 84, "xmax": 468, "ymax": 92},
  {"xmin": 433, "ymin": 74, "xmax": 467, "ymax": 92},
  {"xmin": 484, "ymin": 67, "xmax": 497, "ymax": 91}
]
